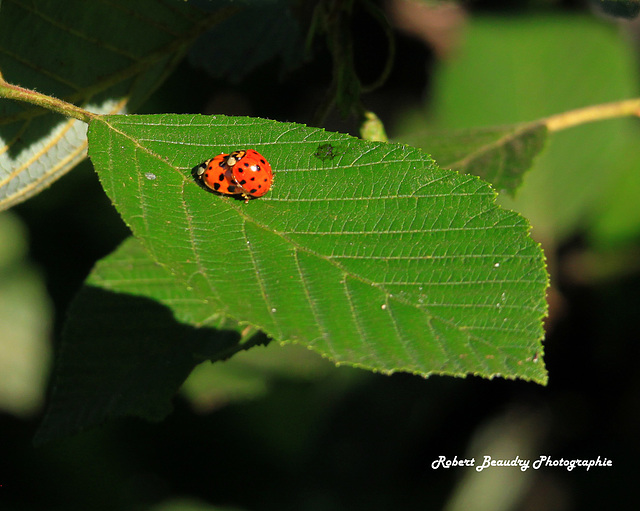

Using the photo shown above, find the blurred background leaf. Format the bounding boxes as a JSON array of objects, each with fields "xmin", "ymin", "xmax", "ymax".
[
  {"xmin": 396, "ymin": 122, "xmax": 548, "ymax": 196},
  {"xmin": 151, "ymin": 499, "xmax": 247, "ymax": 511},
  {"xmin": 0, "ymin": 211, "xmax": 51, "ymax": 417},
  {"xmin": 590, "ymin": 0, "xmax": 640, "ymax": 19},
  {"xmin": 181, "ymin": 342, "xmax": 337, "ymax": 414},
  {"xmin": 394, "ymin": 14, "xmax": 640, "ymax": 246},
  {"xmin": 0, "ymin": 0, "xmax": 236, "ymax": 210},
  {"xmin": 188, "ymin": 0, "xmax": 305, "ymax": 82}
]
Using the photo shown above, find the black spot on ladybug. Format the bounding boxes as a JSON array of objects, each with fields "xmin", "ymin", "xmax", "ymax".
[
  {"xmin": 228, "ymin": 185, "xmax": 236, "ymax": 193},
  {"xmin": 260, "ymin": 159, "xmax": 265, "ymax": 164},
  {"xmin": 239, "ymin": 179, "xmax": 247, "ymax": 185},
  {"xmin": 250, "ymin": 177, "xmax": 256, "ymax": 181},
  {"xmin": 218, "ymin": 173, "xmax": 225, "ymax": 181},
  {"xmin": 213, "ymin": 182, "xmax": 221, "ymax": 191},
  {"xmin": 237, "ymin": 167, "xmax": 244, "ymax": 173},
  {"xmin": 314, "ymin": 143, "xmax": 337, "ymax": 161},
  {"xmin": 249, "ymin": 188, "xmax": 258, "ymax": 193}
]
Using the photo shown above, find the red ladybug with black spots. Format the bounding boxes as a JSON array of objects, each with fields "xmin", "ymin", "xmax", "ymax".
[{"xmin": 192, "ymin": 149, "xmax": 273, "ymax": 200}]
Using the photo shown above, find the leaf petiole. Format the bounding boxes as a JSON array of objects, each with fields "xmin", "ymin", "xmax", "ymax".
[{"xmin": 0, "ymin": 76, "xmax": 95, "ymax": 124}]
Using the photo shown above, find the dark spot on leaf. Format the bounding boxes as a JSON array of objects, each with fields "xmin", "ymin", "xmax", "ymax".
[{"xmin": 314, "ymin": 143, "xmax": 337, "ymax": 161}]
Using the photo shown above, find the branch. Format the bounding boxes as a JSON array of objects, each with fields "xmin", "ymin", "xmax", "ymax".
[{"xmin": 545, "ymin": 98, "xmax": 640, "ymax": 132}]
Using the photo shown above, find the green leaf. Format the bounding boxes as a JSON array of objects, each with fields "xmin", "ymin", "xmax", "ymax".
[
  {"xmin": 395, "ymin": 122, "xmax": 548, "ymax": 196},
  {"xmin": 87, "ymin": 113, "xmax": 548, "ymax": 384},
  {"xmin": 0, "ymin": 0, "xmax": 234, "ymax": 210},
  {"xmin": 34, "ymin": 236, "xmax": 266, "ymax": 445},
  {"xmin": 407, "ymin": 14, "xmax": 639, "ymax": 243}
]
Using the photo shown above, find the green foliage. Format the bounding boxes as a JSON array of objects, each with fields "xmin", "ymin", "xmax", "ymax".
[
  {"xmin": 189, "ymin": 0, "xmax": 305, "ymax": 81},
  {"xmin": 398, "ymin": 15, "xmax": 640, "ymax": 243},
  {"xmin": 35, "ymin": 237, "xmax": 265, "ymax": 444},
  {"xmin": 6, "ymin": 1, "xmax": 640, "ymax": 509},
  {"xmin": 396, "ymin": 123, "xmax": 548, "ymax": 196},
  {"xmin": 33, "ymin": 112, "xmax": 548, "ymax": 440},
  {"xmin": 591, "ymin": 0, "xmax": 640, "ymax": 18},
  {"xmin": 89, "ymin": 114, "xmax": 546, "ymax": 380},
  {"xmin": 0, "ymin": 1, "xmax": 563, "ymax": 441},
  {"xmin": 0, "ymin": 0, "xmax": 234, "ymax": 210}
]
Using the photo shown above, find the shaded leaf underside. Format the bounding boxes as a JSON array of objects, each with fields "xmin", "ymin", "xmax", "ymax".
[{"xmin": 34, "ymin": 236, "xmax": 266, "ymax": 444}]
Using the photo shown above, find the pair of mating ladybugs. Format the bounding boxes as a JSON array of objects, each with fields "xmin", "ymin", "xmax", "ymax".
[{"xmin": 192, "ymin": 149, "xmax": 273, "ymax": 201}]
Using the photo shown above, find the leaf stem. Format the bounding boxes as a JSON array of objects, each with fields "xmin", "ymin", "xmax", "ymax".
[
  {"xmin": 0, "ymin": 77, "xmax": 95, "ymax": 124},
  {"xmin": 545, "ymin": 97, "xmax": 640, "ymax": 132}
]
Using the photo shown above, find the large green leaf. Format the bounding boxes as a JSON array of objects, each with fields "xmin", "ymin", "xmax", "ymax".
[
  {"xmin": 86, "ymin": 114, "xmax": 548, "ymax": 384},
  {"xmin": 0, "ymin": 0, "xmax": 236, "ymax": 210}
]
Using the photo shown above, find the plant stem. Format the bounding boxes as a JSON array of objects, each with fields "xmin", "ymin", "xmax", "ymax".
[
  {"xmin": 0, "ymin": 78, "xmax": 95, "ymax": 124},
  {"xmin": 545, "ymin": 97, "xmax": 640, "ymax": 132}
]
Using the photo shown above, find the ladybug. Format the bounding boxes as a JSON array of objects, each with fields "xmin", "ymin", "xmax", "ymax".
[{"xmin": 192, "ymin": 149, "xmax": 273, "ymax": 200}]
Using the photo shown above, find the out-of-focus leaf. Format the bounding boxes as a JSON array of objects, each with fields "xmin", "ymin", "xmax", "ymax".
[
  {"xmin": 396, "ymin": 122, "xmax": 547, "ymax": 196},
  {"xmin": 0, "ymin": 212, "xmax": 51, "ymax": 417},
  {"xmin": 360, "ymin": 110, "xmax": 389, "ymax": 142},
  {"xmin": 152, "ymin": 498, "xmax": 246, "ymax": 511},
  {"xmin": 189, "ymin": 0, "xmax": 305, "ymax": 81},
  {"xmin": 182, "ymin": 343, "xmax": 335, "ymax": 413},
  {"xmin": 398, "ymin": 15, "xmax": 639, "ymax": 243},
  {"xmin": 0, "ymin": 0, "xmax": 235, "ymax": 210},
  {"xmin": 591, "ymin": 0, "xmax": 640, "ymax": 19}
]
